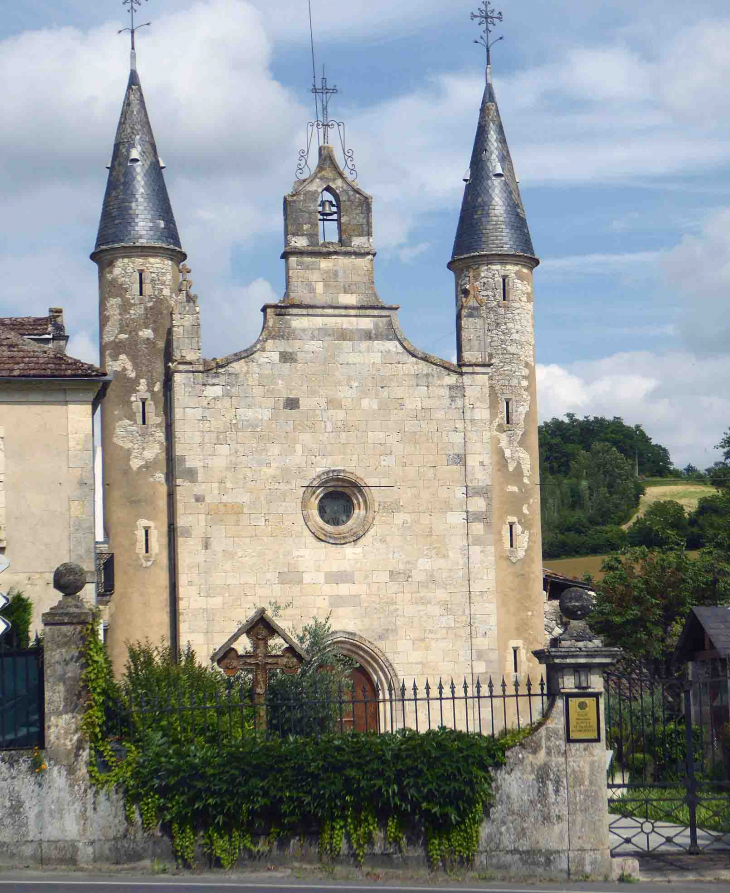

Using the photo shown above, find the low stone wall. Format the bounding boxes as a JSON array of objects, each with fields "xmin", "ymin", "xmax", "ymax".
[
  {"xmin": 0, "ymin": 571, "xmax": 627, "ymax": 878},
  {"xmin": 0, "ymin": 749, "xmax": 167, "ymax": 867},
  {"xmin": 0, "ymin": 696, "xmax": 619, "ymax": 878}
]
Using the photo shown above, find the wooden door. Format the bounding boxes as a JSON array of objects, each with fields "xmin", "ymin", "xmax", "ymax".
[{"xmin": 347, "ymin": 666, "xmax": 379, "ymax": 733}]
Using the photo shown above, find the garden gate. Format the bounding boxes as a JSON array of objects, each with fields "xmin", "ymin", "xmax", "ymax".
[
  {"xmin": 0, "ymin": 643, "xmax": 44, "ymax": 750},
  {"xmin": 605, "ymin": 667, "xmax": 730, "ymax": 855}
]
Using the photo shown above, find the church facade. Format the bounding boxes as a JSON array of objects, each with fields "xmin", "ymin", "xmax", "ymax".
[{"xmin": 94, "ymin": 54, "xmax": 545, "ymax": 690}]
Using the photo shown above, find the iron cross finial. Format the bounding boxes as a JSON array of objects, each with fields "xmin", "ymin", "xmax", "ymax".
[
  {"xmin": 471, "ymin": 2, "xmax": 504, "ymax": 72},
  {"xmin": 312, "ymin": 68, "xmax": 339, "ymax": 145},
  {"xmin": 119, "ymin": 0, "xmax": 151, "ymax": 67}
]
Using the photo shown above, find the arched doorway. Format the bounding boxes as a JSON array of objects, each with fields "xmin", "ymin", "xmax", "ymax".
[{"xmin": 329, "ymin": 631, "xmax": 400, "ymax": 733}]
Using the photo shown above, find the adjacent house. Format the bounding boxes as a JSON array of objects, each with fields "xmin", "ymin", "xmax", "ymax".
[{"xmin": 0, "ymin": 310, "xmax": 108, "ymax": 631}]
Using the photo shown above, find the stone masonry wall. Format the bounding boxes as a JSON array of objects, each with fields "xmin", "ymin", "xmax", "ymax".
[
  {"xmin": 171, "ymin": 302, "xmax": 500, "ymax": 685},
  {"xmin": 283, "ymin": 145, "xmax": 379, "ymax": 308},
  {"xmin": 454, "ymin": 257, "xmax": 544, "ymax": 681},
  {"xmin": 96, "ymin": 247, "xmax": 183, "ymax": 670}
]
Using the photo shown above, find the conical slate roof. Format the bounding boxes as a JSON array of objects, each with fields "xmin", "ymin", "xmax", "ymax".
[
  {"xmin": 94, "ymin": 67, "xmax": 182, "ymax": 253},
  {"xmin": 452, "ymin": 78, "xmax": 535, "ymax": 261}
]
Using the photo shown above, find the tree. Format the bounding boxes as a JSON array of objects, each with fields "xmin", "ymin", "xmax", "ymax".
[
  {"xmin": 591, "ymin": 547, "xmax": 729, "ymax": 674},
  {"xmin": 627, "ymin": 500, "xmax": 689, "ymax": 550},
  {"xmin": 539, "ymin": 414, "xmax": 672, "ymax": 478},
  {"xmin": 707, "ymin": 428, "xmax": 730, "ymax": 490}
]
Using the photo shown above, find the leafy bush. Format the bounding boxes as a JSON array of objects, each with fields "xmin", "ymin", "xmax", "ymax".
[
  {"xmin": 265, "ymin": 616, "xmax": 357, "ymax": 736},
  {"xmin": 0, "ymin": 589, "xmax": 33, "ymax": 650},
  {"xmin": 127, "ymin": 727, "xmax": 516, "ymax": 868},
  {"xmin": 81, "ymin": 618, "xmax": 538, "ymax": 869},
  {"xmin": 627, "ymin": 501, "xmax": 689, "ymax": 550},
  {"xmin": 119, "ymin": 641, "xmax": 253, "ymax": 746}
]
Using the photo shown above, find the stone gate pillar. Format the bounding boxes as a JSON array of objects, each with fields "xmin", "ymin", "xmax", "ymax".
[
  {"xmin": 533, "ymin": 588, "xmax": 622, "ymax": 878},
  {"xmin": 41, "ymin": 563, "xmax": 94, "ymax": 768}
]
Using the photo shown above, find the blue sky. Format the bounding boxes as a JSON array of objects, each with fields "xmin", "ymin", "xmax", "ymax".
[{"xmin": 1, "ymin": 0, "xmax": 729, "ymax": 468}]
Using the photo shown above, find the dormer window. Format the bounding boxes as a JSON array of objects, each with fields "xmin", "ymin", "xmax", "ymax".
[{"xmin": 318, "ymin": 188, "xmax": 341, "ymax": 244}]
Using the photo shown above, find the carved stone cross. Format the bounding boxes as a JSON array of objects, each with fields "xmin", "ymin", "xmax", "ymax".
[{"xmin": 211, "ymin": 608, "xmax": 308, "ymax": 729}]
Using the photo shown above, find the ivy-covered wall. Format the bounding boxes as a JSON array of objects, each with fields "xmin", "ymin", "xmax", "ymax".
[
  {"xmin": 0, "ymin": 701, "xmax": 618, "ymax": 877},
  {"xmin": 0, "ymin": 608, "xmax": 622, "ymax": 878}
]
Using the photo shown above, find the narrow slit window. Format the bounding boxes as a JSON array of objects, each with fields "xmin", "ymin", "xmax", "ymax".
[
  {"xmin": 508, "ymin": 522, "xmax": 515, "ymax": 548},
  {"xmin": 512, "ymin": 647, "xmax": 519, "ymax": 674},
  {"xmin": 140, "ymin": 399, "xmax": 147, "ymax": 426},
  {"xmin": 501, "ymin": 276, "xmax": 508, "ymax": 301},
  {"xmin": 505, "ymin": 399, "xmax": 511, "ymax": 425},
  {"xmin": 143, "ymin": 527, "xmax": 150, "ymax": 555},
  {"xmin": 138, "ymin": 270, "xmax": 144, "ymax": 296}
]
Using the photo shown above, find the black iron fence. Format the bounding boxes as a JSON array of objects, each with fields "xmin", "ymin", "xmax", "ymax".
[
  {"xmin": 0, "ymin": 647, "xmax": 44, "ymax": 750},
  {"xmin": 605, "ymin": 667, "xmax": 730, "ymax": 855},
  {"xmin": 115, "ymin": 674, "xmax": 547, "ymax": 749}
]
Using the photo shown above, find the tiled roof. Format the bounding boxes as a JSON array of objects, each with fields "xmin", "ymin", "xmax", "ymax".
[
  {"xmin": 0, "ymin": 329, "xmax": 105, "ymax": 378},
  {"xmin": 452, "ymin": 79, "xmax": 535, "ymax": 260},
  {"xmin": 676, "ymin": 607, "xmax": 730, "ymax": 661},
  {"xmin": 0, "ymin": 316, "xmax": 54, "ymax": 336},
  {"xmin": 94, "ymin": 67, "xmax": 183, "ymax": 253}
]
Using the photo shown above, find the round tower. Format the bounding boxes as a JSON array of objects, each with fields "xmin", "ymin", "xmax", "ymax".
[
  {"xmin": 91, "ymin": 60, "xmax": 186, "ymax": 671},
  {"xmin": 448, "ymin": 67, "xmax": 544, "ymax": 680}
]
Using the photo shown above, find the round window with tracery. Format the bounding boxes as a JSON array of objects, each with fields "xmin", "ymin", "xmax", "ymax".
[
  {"xmin": 317, "ymin": 490, "xmax": 354, "ymax": 527},
  {"xmin": 302, "ymin": 471, "xmax": 375, "ymax": 544}
]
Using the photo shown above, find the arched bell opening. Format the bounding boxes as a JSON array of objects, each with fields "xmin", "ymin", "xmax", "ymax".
[{"xmin": 318, "ymin": 186, "xmax": 341, "ymax": 245}]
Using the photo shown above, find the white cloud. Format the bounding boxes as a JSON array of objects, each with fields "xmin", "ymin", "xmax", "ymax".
[
  {"xmin": 0, "ymin": 0, "xmax": 303, "ymax": 359},
  {"xmin": 663, "ymin": 208, "xmax": 730, "ymax": 356},
  {"xmin": 67, "ymin": 330, "xmax": 98, "ymax": 365},
  {"xmin": 540, "ymin": 251, "xmax": 662, "ymax": 276},
  {"xmin": 397, "ymin": 242, "xmax": 431, "ymax": 265},
  {"xmin": 537, "ymin": 351, "xmax": 730, "ymax": 469},
  {"xmin": 203, "ymin": 278, "xmax": 279, "ymax": 359}
]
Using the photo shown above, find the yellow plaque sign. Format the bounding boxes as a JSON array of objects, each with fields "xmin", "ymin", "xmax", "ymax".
[{"xmin": 566, "ymin": 694, "xmax": 600, "ymax": 743}]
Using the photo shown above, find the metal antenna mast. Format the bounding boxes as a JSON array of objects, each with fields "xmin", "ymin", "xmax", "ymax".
[
  {"xmin": 296, "ymin": 0, "xmax": 357, "ymax": 181},
  {"xmin": 470, "ymin": 2, "xmax": 503, "ymax": 82},
  {"xmin": 119, "ymin": 0, "xmax": 151, "ymax": 69},
  {"xmin": 308, "ymin": 0, "xmax": 320, "ymax": 131}
]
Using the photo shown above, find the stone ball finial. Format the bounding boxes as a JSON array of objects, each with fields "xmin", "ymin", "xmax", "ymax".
[
  {"xmin": 53, "ymin": 562, "xmax": 86, "ymax": 597},
  {"xmin": 559, "ymin": 587, "xmax": 595, "ymax": 621}
]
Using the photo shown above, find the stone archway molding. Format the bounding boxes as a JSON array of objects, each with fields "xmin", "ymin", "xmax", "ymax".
[{"xmin": 328, "ymin": 630, "xmax": 400, "ymax": 697}]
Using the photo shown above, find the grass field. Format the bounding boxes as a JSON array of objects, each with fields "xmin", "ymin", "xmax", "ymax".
[
  {"xmin": 544, "ymin": 480, "xmax": 715, "ymax": 580},
  {"xmin": 624, "ymin": 481, "xmax": 717, "ymax": 527},
  {"xmin": 546, "ymin": 551, "xmax": 702, "ymax": 582}
]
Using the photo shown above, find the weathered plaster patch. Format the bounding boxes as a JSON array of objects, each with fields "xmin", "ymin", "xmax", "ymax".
[
  {"xmin": 493, "ymin": 424, "xmax": 531, "ymax": 483},
  {"xmin": 107, "ymin": 354, "xmax": 135, "ymax": 378},
  {"xmin": 113, "ymin": 419, "xmax": 164, "ymax": 470},
  {"xmin": 523, "ymin": 504, "xmax": 530, "ymax": 515},
  {"xmin": 102, "ymin": 294, "xmax": 122, "ymax": 344},
  {"xmin": 136, "ymin": 519, "xmax": 159, "ymax": 567},
  {"xmin": 461, "ymin": 263, "xmax": 534, "ymax": 485},
  {"xmin": 139, "ymin": 329, "xmax": 154, "ymax": 340},
  {"xmin": 503, "ymin": 517, "xmax": 529, "ymax": 563}
]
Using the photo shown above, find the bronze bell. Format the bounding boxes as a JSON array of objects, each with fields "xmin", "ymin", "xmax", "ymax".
[{"xmin": 319, "ymin": 198, "xmax": 337, "ymax": 218}]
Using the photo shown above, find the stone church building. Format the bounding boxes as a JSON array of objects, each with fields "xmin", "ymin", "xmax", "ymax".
[{"xmin": 93, "ymin": 52, "xmax": 544, "ymax": 692}]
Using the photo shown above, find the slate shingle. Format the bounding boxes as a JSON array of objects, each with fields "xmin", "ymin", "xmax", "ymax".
[
  {"xmin": 452, "ymin": 80, "xmax": 536, "ymax": 260},
  {"xmin": 94, "ymin": 68, "xmax": 182, "ymax": 253}
]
